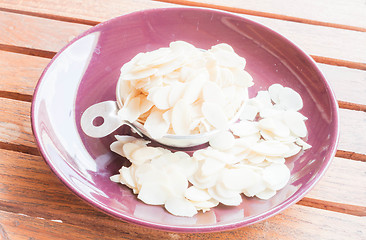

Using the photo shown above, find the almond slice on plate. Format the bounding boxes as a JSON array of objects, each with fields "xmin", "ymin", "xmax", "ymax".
[
  {"xmin": 164, "ymin": 197, "xmax": 197, "ymax": 217},
  {"xmin": 250, "ymin": 140, "xmax": 290, "ymax": 157},
  {"xmin": 209, "ymin": 131, "xmax": 235, "ymax": 151},
  {"xmin": 171, "ymin": 100, "xmax": 192, "ymax": 135},
  {"xmin": 185, "ymin": 186, "xmax": 212, "ymax": 202},
  {"xmin": 278, "ymin": 87, "xmax": 303, "ymax": 111},
  {"xmin": 202, "ymin": 102, "xmax": 228, "ymax": 130},
  {"xmin": 144, "ymin": 108, "xmax": 170, "ymax": 139},
  {"xmin": 138, "ymin": 181, "xmax": 172, "ymax": 205}
]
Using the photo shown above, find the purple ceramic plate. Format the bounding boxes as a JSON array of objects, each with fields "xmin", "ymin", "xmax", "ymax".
[{"xmin": 31, "ymin": 7, "xmax": 339, "ymax": 232}]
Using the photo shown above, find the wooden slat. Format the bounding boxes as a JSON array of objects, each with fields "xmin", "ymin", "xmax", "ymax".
[
  {"xmin": 2, "ymin": 97, "xmax": 365, "ymax": 156},
  {"xmin": 0, "ymin": 50, "xmax": 50, "ymax": 97},
  {"xmin": 0, "ymin": 98, "xmax": 33, "ymax": 148},
  {"xmin": 318, "ymin": 63, "xmax": 366, "ymax": 106},
  {"xmin": 338, "ymin": 109, "xmax": 366, "ymax": 154},
  {"xmin": 243, "ymin": 14, "xmax": 366, "ymax": 64},
  {"xmin": 1, "ymin": 1, "xmax": 366, "ymax": 64},
  {"xmin": 2, "ymin": 51, "xmax": 366, "ymax": 106},
  {"xmin": 0, "ymin": 149, "xmax": 364, "ymax": 239},
  {"xmin": 0, "ymin": 10, "xmax": 90, "ymax": 52},
  {"xmin": 0, "ymin": 0, "xmax": 172, "ymax": 23},
  {"xmin": 305, "ymin": 157, "xmax": 366, "ymax": 208},
  {"xmin": 0, "ymin": 206, "xmax": 364, "ymax": 240},
  {"xmin": 156, "ymin": 0, "xmax": 366, "ymax": 31}
]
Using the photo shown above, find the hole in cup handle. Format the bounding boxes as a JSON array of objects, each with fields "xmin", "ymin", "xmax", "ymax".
[{"xmin": 80, "ymin": 101, "xmax": 124, "ymax": 138}]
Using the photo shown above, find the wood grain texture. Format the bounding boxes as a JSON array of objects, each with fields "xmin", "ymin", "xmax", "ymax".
[
  {"xmin": 0, "ymin": 98, "xmax": 33, "ymax": 148},
  {"xmin": 0, "ymin": 149, "xmax": 365, "ymax": 239},
  {"xmin": 0, "ymin": 10, "xmax": 90, "ymax": 52},
  {"xmin": 0, "ymin": 206, "xmax": 364, "ymax": 240},
  {"xmin": 1, "ymin": 0, "xmax": 366, "ymax": 65},
  {"xmin": 338, "ymin": 109, "xmax": 366, "ymax": 154},
  {"xmin": 318, "ymin": 63, "xmax": 366, "ymax": 106},
  {"xmin": 243, "ymin": 14, "xmax": 366, "ymax": 64},
  {"xmin": 305, "ymin": 157, "xmax": 366, "ymax": 208},
  {"xmin": 0, "ymin": 50, "xmax": 50, "ymax": 96},
  {"xmin": 155, "ymin": 0, "xmax": 366, "ymax": 31},
  {"xmin": 0, "ymin": 0, "xmax": 173, "ymax": 23}
]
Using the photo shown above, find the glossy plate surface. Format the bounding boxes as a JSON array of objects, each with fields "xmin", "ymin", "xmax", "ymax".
[{"xmin": 31, "ymin": 7, "xmax": 339, "ymax": 232}]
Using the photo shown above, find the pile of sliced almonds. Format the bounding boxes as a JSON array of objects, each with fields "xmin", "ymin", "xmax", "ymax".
[
  {"xmin": 117, "ymin": 41, "xmax": 253, "ymax": 139},
  {"xmin": 110, "ymin": 84, "xmax": 311, "ymax": 217}
]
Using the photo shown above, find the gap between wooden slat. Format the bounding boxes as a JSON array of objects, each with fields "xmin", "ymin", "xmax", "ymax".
[
  {"xmin": 0, "ymin": 7, "xmax": 98, "ymax": 26},
  {"xmin": 338, "ymin": 101, "xmax": 366, "ymax": 112},
  {"xmin": 336, "ymin": 150, "xmax": 366, "ymax": 162},
  {"xmin": 154, "ymin": 0, "xmax": 366, "ymax": 33},
  {"xmin": 0, "ymin": 44, "xmax": 56, "ymax": 59},
  {"xmin": 0, "ymin": 142, "xmax": 40, "ymax": 156},
  {"xmin": 311, "ymin": 55, "xmax": 366, "ymax": 71},
  {"xmin": 0, "ymin": 91, "xmax": 33, "ymax": 102},
  {"xmin": 298, "ymin": 197, "xmax": 366, "ymax": 217}
]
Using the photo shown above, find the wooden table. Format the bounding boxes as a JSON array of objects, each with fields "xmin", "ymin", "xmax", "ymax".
[{"xmin": 1, "ymin": 0, "xmax": 365, "ymax": 239}]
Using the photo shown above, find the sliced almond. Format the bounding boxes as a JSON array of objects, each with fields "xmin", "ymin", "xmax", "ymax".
[
  {"xmin": 207, "ymin": 187, "xmax": 242, "ymax": 206},
  {"xmin": 265, "ymin": 156, "xmax": 285, "ymax": 164},
  {"xmin": 262, "ymin": 163, "xmax": 290, "ymax": 190},
  {"xmin": 250, "ymin": 140, "xmax": 290, "ymax": 157},
  {"xmin": 183, "ymin": 76, "xmax": 206, "ymax": 104},
  {"xmin": 283, "ymin": 110, "xmax": 308, "ymax": 137},
  {"xmin": 110, "ymin": 141, "xmax": 126, "ymax": 157},
  {"xmin": 221, "ymin": 168, "xmax": 259, "ymax": 191},
  {"xmin": 164, "ymin": 197, "xmax": 197, "ymax": 217},
  {"xmin": 137, "ymin": 181, "xmax": 172, "ymax": 205},
  {"xmin": 171, "ymin": 100, "xmax": 192, "ymax": 135},
  {"xmin": 121, "ymin": 67, "xmax": 157, "ymax": 81},
  {"xmin": 242, "ymin": 178, "xmax": 267, "ymax": 197},
  {"xmin": 165, "ymin": 169, "xmax": 189, "ymax": 197},
  {"xmin": 202, "ymin": 102, "xmax": 228, "ymax": 130},
  {"xmin": 284, "ymin": 143, "xmax": 302, "ymax": 158},
  {"xmin": 210, "ymin": 48, "xmax": 246, "ymax": 69},
  {"xmin": 202, "ymin": 81, "xmax": 225, "ymax": 106},
  {"xmin": 119, "ymin": 166, "xmax": 136, "ymax": 189},
  {"xmin": 256, "ymin": 188, "xmax": 276, "ymax": 200},
  {"xmin": 230, "ymin": 120, "xmax": 259, "ymax": 137},
  {"xmin": 185, "ymin": 186, "xmax": 212, "ymax": 202},
  {"xmin": 110, "ymin": 174, "xmax": 121, "ymax": 183},
  {"xmin": 209, "ymin": 131, "xmax": 235, "ymax": 151},
  {"xmin": 168, "ymin": 82, "xmax": 185, "ymax": 107},
  {"xmin": 296, "ymin": 138, "xmax": 312, "ymax": 150},
  {"xmin": 144, "ymin": 108, "xmax": 169, "ymax": 139},
  {"xmin": 118, "ymin": 96, "xmax": 141, "ymax": 123},
  {"xmin": 268, "ymin": 83, "xmax": 283, "ymax": 104},
  {"xmin": 122, "ymin": 143, "xmax": 142, "ymax": 160},
  {"xmin": 131, "ymin": 146, "xmax": 163, "ymax": 165},
  {"xmin": 192, "ymin": 199, "xmax": 219, "ymax": 210},
  {"xmin": 147, "ymin": 87, "xmax": 171, "ymax": 110},
  {"xmin": 138, "ymin": 96, "xmax": 154, "ymax": 114},
  {"xmin": 201, "ymin": 157, "xmax": 226, "ymax": 176},
  {"xmin": 239, "ymin": 103, "xmax": 258, "ymax": 121},
  {"xmin": 278, "ymin": 87, "xmax": 303, "ymax": 111}
]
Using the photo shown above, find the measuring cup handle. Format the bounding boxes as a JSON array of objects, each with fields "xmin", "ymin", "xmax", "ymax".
[{"xmin": 80, "ymin": 101, "xmax": 124, "ymax": 138}]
